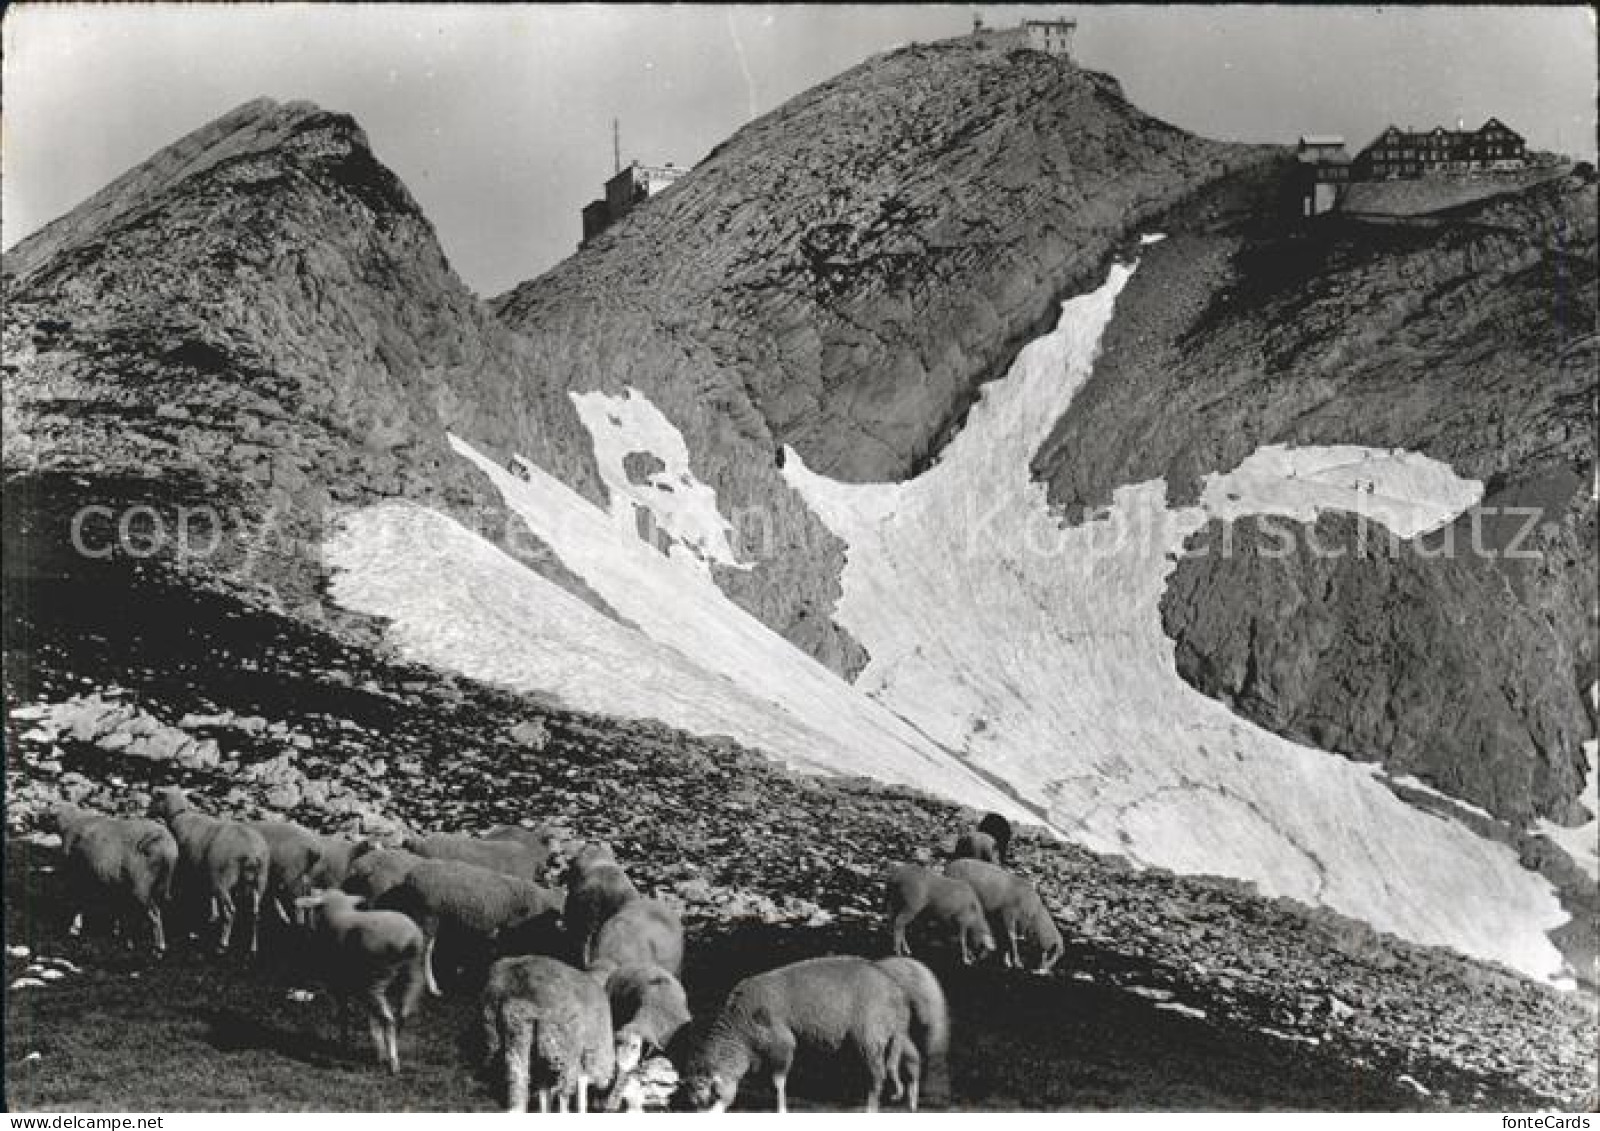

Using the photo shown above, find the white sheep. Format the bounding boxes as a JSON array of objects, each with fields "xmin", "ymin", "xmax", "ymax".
[
  {"xmin": 682, "ymin": 956, "xmax": 914, "ymax": 1112},
  {"xmin": 564, "ymin": 850, "xmax": 640, "ymax": 966},
  {"xmin": 51, "ymin": 803, "xmax": 178, "ymax": 953},
  {"xmin": 885, "ymin": 863, "xmax": 997, "ymax": 965},
  {"xmin": 587, "ymin": 897, "xmax": 684, "ymax": 976},
  {"xmin": 560, "ymin": 840, "xmax": 614, "ymax": 885},
  {"xmin": 945, "ymin": 858, "xmax": 1064, "ymax": 973},
  {"xmin": 306, "ymin": 833, "xmax": 363, "ymax": 892},
  {"xmin": 148, "ymin": 786, "xmax": 270, "ymax": 955},
  {"xmin": 404, "ymin": 831, "xmax": 553, "ymax": 883},
  {"xmin": 295, "ymin": 889, "xmax": 427, "ymax": 1074},
  {"xmin": 481, "ymin": 954, "xmax": 616, "ymax": 1112},
  {"xmin": 951, "ymin": 828, "xmax": 1000, "ymax": 864},
  {"xmin": 373, "ymin": 856, "xmax": 565, "ymax": 996},
  {"xmin": 484, "ymin": 823, "xmax": 562, "ymax": 856},
  {"xmin": 341, "ymin": 846, "xmax": 424, "ymax": 901},
  {"xmin": 874, "ymin": 956, "xmax": 951, "ymax": 1111},
  {"xmin": 596, "ymin": 962, "xmax": 692, "ymax": 1076},
  {"xmin": 248, "ymin": 819, "xmax": 325, "ymax": 925}
]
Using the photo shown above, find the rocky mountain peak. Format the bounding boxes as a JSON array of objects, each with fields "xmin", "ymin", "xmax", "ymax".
[
  {"xmin": 496, "ymin": 38, "xmax": 1267, "ymax": 483},
  {"xmin": 490, "ymin": 36, "xmax": 1274, "ymax": 670},
  {"xmin": 5, "ymin": 97, "xmax": 423, "ymax": 293},
  {"xmin": 3, "ymin": 94, "xmax": 604, "ymax": 625}
]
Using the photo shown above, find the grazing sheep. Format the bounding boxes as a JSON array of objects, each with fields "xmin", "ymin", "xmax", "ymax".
[
  {"xmin": 485, "ymin": 824, "xmax": 562, "ymax": 855},
  {"xmin": 874, "ymin": 956, "xmax": 951, "ymax": 1110},
  {"xmin": 598, "ymin": 962, "xmax": 692, "ymax": 1075},
  {"xmin": 307, "ymin": 834, "xmax": 364, "ymax": 892},
  {"xmin": 565, "ymin": 855, "xmax": 640, "ymax": 966},
  {"xmin": 248, "ymin": 820, "xmax": 324, "ymax": 924},
  {"xmin": 945, "ymin": 858, "xmax": 1064, "ymax": 973},
  {"xmin": 951, "ymin": 829, "xmax": 1000, "ymax": 864},
  {"xmin": 295, "ymin": 889, "xmax": 426, "ymax": 1074},
  {"xmin": 341, "ymin": 847, "xmax": 425, "ymax": 902},
  {"xmin": 682, "ymin": 956, "xmax": 913, "ymax": 1112},
  {"xmin": 1020, "ymin": 893, "xmax": 1065, "ymax": 972},
  {"xmin": 374, "ymin": 857, "xmax": 564, "ymax": 996},
  {"xmin": 588, "ymin": 898, "xmax": 684, "ymax": 976},
  {"xmin": 563, "ymin": 841, "xmax": 616, "ymax": 883},
  {"xmin": 885, "ymin": 864, "xmax": 996, "ymax": 965},
  {"xmin": 51, "ymin": 803, "xmax": 178, "ymax": 953},
  {"xmin": 404, "ymin": 832, "xmax": 552, "ymax": 883},
  {"xmin": 560, "ymin": 838, "xmax": 614, "ymax": 883},
  {"xmin": 148, "ymin": 786, "xmax": 269, "ymax": 955},
  {"xmin": 977, "ymin": 812, "xmax": 1013, "ymax": 864},
  {"xmin": 481, "ymin": 955, "xmax": 616, "ymax": 1112}
]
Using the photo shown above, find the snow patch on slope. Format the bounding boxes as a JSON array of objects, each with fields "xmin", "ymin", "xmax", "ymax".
[
  {"xmin": 782, "ymin": 258, "xmax": 1568, "ymax": 981},
  {"xmin": 325, "ymin": 437, "xmax": 1032, "ymax": 823},
  {"xmin": 570, "ymin": 388, "xmax": 745, "ymax": 574},
  {"xmin": 327, "ymin": 502, "xmax": 840, "ymax": 771},
  {"xmin": 1535, "ymin": 734, "xmax": 1598, "ymax": 883},
  {"xmin": 1200, "ymin": 444, "xmax": 1483, "ymax": 538}
]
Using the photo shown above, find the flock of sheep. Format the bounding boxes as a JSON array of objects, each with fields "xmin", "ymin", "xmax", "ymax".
[{"xmin": 48, "ymin": 792, "xmax": 1067, "ymax": 1111}]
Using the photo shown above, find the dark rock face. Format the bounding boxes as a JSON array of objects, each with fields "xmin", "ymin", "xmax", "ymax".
[
  {"xmin": 621, "ymin": 450, "xmax": 667, "ymax": 485},
  {"xmin": 1161, "ymin": 513, "xmax": 1591, "ymax": 825},
  {"xmin": 492, "ymin": 38, "xmax": 1269, "ymax": 672},
  {"xmin": 3, "ymin": 97, "xmax": 607, "ymax": 622}
]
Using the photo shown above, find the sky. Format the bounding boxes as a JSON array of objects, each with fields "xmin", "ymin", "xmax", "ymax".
[{"xmin": 3, "ymin": 4, "xmax": 1595, "ymax": 296}]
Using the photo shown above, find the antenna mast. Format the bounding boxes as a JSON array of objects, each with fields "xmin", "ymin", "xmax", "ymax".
[{"xmin": 612, "ymin": 118, "xmax": 621, "ymax": 175}]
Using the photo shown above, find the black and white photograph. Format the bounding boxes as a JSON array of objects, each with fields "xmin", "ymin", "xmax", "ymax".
[{"xmin": 2, "ymin": 2, "xmax": 1595, "ymax": 1115}]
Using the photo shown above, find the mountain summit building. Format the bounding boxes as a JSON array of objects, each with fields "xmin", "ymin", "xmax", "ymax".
[
  {"xmin": 1293, "ymin": 135, "xmax": 1352, "ymax": 216},
  {"xmin": 1353, "ymin": 119, "xmax": 1527, "ymax": 179},
  {"xmin": 580, "ymin": 160, "xmax": 687, "ymax": 246},
  {"xmin": 1023, "ymin": 18, "xmax": 1077, "ymax": 56},
  {"xmin": 970, "ymin": 15, "xmax": 1077, "ymax": 57}
]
